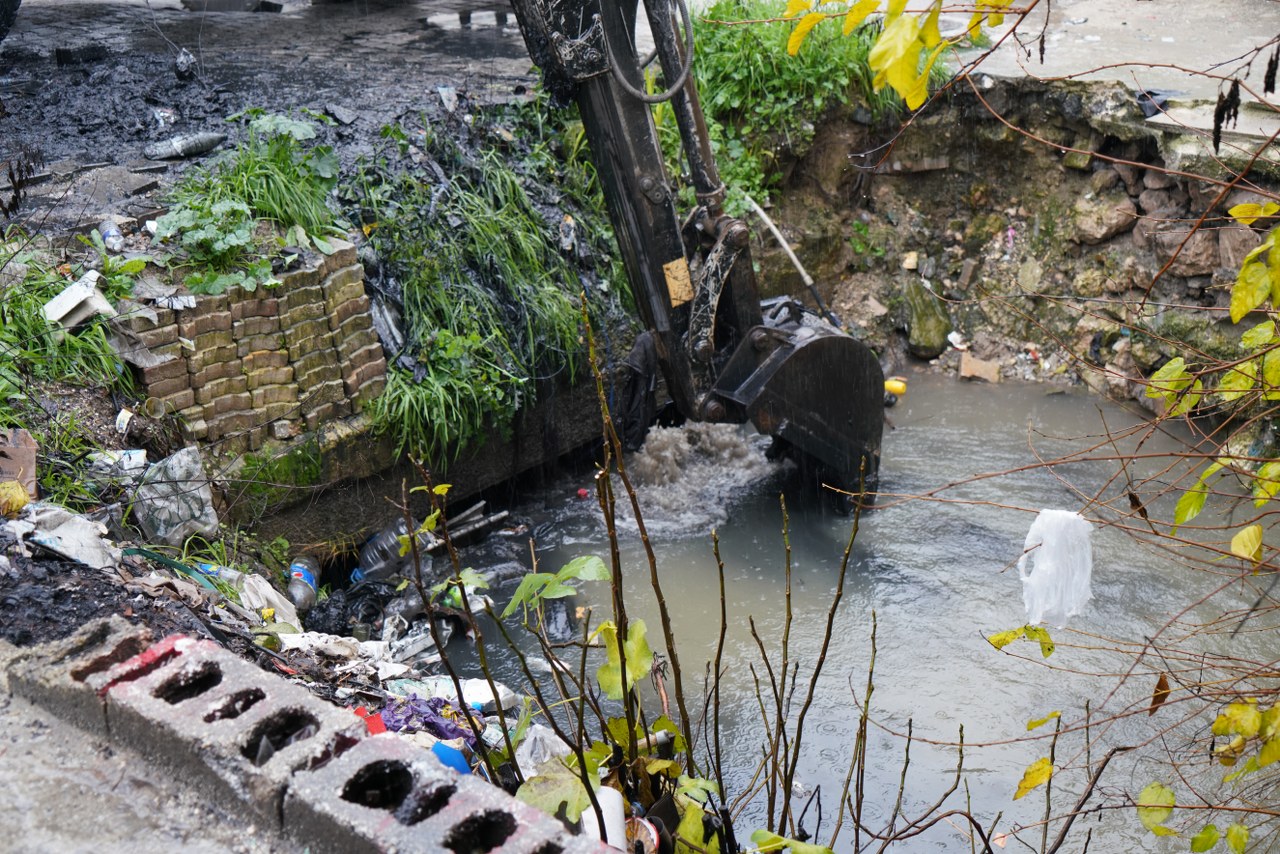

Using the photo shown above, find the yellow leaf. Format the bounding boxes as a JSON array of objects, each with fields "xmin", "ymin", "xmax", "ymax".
[
  {"xmin": 867, "ymin": 13, "xmax": 922, "ymax": 96},
  {"xmin": 987, "ymin": 626, "xmax": 1025, "ymax": 649},
  {"xmin": 1214, "ymin": 701, "xmax": 1263, "ymax": 738},
  {"xmin": 1231, "ymin": 525, "xmax": 1263, "ymax": 564},
  {"xmin": 1137, "ymin": 781, "xmax": 1176, "ymax": 833},
  {"xmin": 782, "ymin": 0, "xmax": 811, "ymax": 19},
  {"xmin": 1013, "ymin": 757, "xmax": 1053, "ymax": 800},
  {"xmin": 921, "ymin": 0, "xmax": 942, "ymax": 47},
  {"xmin": 1232, "ymin": 258, "xmax": 1272, "ymax": 323},
  {"xmin": 1027, "ymin": 711, "xmax": 1060, "ymax": 731},
  {"xmin": 842, "ymin": 0, "xmax": 880, "ymax": 35},
  {"xmin": 901, "ymin": 42, "xmax": 946, "ymax": 110},
  {"xmin": 0, "ymin": 480, "xmax": 28, "ymax": 519},
  {"xmin": 1229, "ymin": 202, "xmax": 1280, "ymax": 226},
  {"xmin": 1258, "ymin": 735, "xmax": 1280, "ymax": 767},
  {"xmin": 885, "ymin": 0, "xmax": 907, "ymax": 19},
  {"xmin": 787, "ymin": 12, "xmax": 826, "ymax": 56},
  {"xmin": 965, "ymin": 10, "xmax": 983, "ymax": 37}
]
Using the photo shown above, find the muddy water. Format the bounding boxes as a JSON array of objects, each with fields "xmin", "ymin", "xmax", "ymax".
[{"xmin": 498, "ymin": 371, "xmax": 1251, "ymax": 851}]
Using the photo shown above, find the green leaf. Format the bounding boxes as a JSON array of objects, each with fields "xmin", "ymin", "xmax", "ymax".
[
  {"xmin": 1233, "ymin": 258, "xmax": 1272, "ymax": 323},
  {"xmin": 1013, "ymin": 757, "xmax": 1053, "ymax": 800},
  {"xmin": 501, "ymin": 572, "xmax": 553, "ymax": 618},
  {"xmin": 748, "ymin": 829, "xmax": 832, "ymax": 854},
  {"xmin": 515, "ymin": 758, "xmax": 593, "ymax": 823},
  {"xmin": 1167, "ymin": 379, "xmax": 1203, "ymax": 417},
  {"xmin": 1217, "ymin": 361, "xmax": 1257, "ymax": 402},
  {"xmin": 1174, "ymin": 484, "xmax": 1208, "ymax": 533},
  {"xmin": 539, "ymin": 580, "xmax": 577, "ymax": 599},
  {"xmin": 1229, "ymin": 201, "xmax": 1280, "ymax": 226},
  {"xmin": 1191, "ymin": 824, "xmax": 1220, "ymax": 852},
  {"xmin": 1231, "ymin": 525, "xmax": 1263, "ymax": 564},
  {"xmin": 1023, "ymin": 625, "xmax": 1055, "ymax": 658},
  {"xmin": 676, "ymin": 775, "xmax": 720, "ymax": 805},
  {"xmin": 1136, "ymin": 781, "xmax": 1176, "ymax": 833},
  {"xmin": 595, "ymin": 620, "xmax": 655, "ymax": 700},
  {"xmin": 1027, "ymin": 711, "xmax": 1061, "ymax": 731},
  {"xmin": 1226, "ymin": 823, "xmax": 1248, "ymax": 854},
  {"xmin": 311, "ymin": 233, "xmax": 335, "ymax": 255},
  {"xmin": 1146, "ymin": 357, "xmax": 1191, "ymax": 400},
  {"xmin": 1242, "ymin": 320, "xmax": 1276, "ymax": 349},
  {"xmin": 987, "ymin": 626, "xmax": 1026, "ymax": 650},
  {"xmin": 557, "ymin": 555, "xmax": 610, "ymax": 583}
]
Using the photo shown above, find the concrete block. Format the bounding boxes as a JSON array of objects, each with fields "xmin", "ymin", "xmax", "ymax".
[
  {"xmin": 159, "ymin": 387, "xmax": 196, "ymax": 415},
  {"xmin": 104, "ymin": 636, "xmax": 366, "ymax": 830},
  {"xmin": 190, "ymin": 359, "xmax": 236, "ymax": 387},
  {"xmin": 193, "ymin": 328, "xmax": 236, "ymax": 352},
  {"xmin": 243, "ymin": 349, "xmax": 290, "ymax": 372},
  {"xmin": 146, "ymin": 374, "xmax": 191, "ymax": 399},
  {"xmin": 237, "ymin": 333, "xmax": 286, "ymax": 358},
  {"xmin": 189, "ymin": 344, "xmax": 240, "ymax": 373},
  {"xmin": 194, "ymin": 293, "xmax": 231, "ymax": 314},
  {"xmin": 320, "ymin": 239, "xmax": 357, "ymax": 275},
  {"xmin": 329, "ymin": 293, "xmax": 371, "ymax": 333},
  {"xmin": 247, "ymin": 365, "xmax": 295, "ymax": 390},
  {"xmin": 179, "ymin": 310, "xmax": 233, "ymax": 340},
  {"xmin": 233, "ymin": 315, "xmax": 282, "ymax": 338},
  {"xmin": 119, "ymin": 305, "xmax": 175, "ymax": 333},
  {"xmin": 280, "ymin": 284, "xmax": 323, "ymax": 314},
  {"xmin": 137, "ymin": 322, "xmax": 180, "ymax": 349},
  {"xmin": 277, "ymin": 267, "xmax": 321, "ymax": 294},
  {"xmin": 232, "ymin": 297, "xmax": 279, "ymax": 321},
  {"xmin": 5, "ymin": 616, "xmax": 153, "ymax": 737},
  {"xmin": 252, "ymin": 384, "xmax": 300, "ymax": 409},
  {"xmin": 285, "ymin": 317, "xmax": 334, "ymax": 347},
  {"xmin": 283, "ymin": 734, "xmax": 600, "ymax": 854},
  {"xmin": 284, "ymin": 302, "xmax": 326, "ymax": 327},
  {"xmin": 292, "ymin": 349, "xmax": 340, "ymax": 382},
  {"xmin": 210, "ymin": 391, "xmax": 253, "ymax": 416},
  {"xmin": 138, "ymin": 357, "xmax": 188, "ymax": 386},
  {"xmin": 195, "ymin": 374, "xmax": 249, "ymax": 407}
]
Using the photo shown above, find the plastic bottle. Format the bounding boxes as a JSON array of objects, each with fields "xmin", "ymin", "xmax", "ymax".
[
  {"xmin": 98, "ymin": 219, "xmax": 124, "ymax": 253},
  {"xmin": 193, "ymin": 562, "xmax": 244, "ymax": 586},
  {"xmin": 357, "ymin": 517, "xmax": 410, "ymax": 582},
  {"xmin": 287, "ymin": 556, "xmax": 319, "ymax": 612},
  {"xmin": 357, "ymin": 517, "xmax": 437, "ymax": 582}
]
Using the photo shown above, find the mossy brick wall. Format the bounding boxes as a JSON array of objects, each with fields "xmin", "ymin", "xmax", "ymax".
[{"xmin": 121, "ymin": 239, "xmax": 386, "ymax": 456}]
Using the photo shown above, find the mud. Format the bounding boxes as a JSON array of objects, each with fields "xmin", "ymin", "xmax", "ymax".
[{"xmin": 0, "ymin": 0, "xmax": 535, "ymax": 231}]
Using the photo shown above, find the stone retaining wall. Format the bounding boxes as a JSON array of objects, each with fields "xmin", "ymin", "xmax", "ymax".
[{"xmin": 118, "ymin": 240, "xmax": 386, "ymax": 457}]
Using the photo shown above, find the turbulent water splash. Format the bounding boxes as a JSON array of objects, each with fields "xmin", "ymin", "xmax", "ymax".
[{"xmin": 616, "ymin": 423, "xmax": 780, "ymax": 537}]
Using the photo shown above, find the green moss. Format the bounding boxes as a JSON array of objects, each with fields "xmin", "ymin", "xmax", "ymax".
[
  {"xmin": 964, "ymin": 212, "xmax": 1006, "ymax": 254},
  {"xmin": 235, "ymin": 439, "xmax": 323, "ymax": 519}
]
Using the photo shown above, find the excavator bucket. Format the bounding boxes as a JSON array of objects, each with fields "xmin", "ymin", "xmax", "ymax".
[{"xmin": 713, "ymin": 299, "xmax": 884, "ymax": 506}]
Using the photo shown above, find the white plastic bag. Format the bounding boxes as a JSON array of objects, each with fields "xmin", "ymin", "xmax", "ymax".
[{"xmin": 1018, "ymin": 509, "xmax": 1093, "ymax": 626}]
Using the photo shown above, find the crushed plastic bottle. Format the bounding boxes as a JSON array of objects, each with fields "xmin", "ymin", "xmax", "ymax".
[
  {"xmin": 287, "ymin": 556, "xmax": 319, "ymax": 612},
  {"xmin": 1018, "ymin": 509, "xmax": 1093, "ymax": 627}
]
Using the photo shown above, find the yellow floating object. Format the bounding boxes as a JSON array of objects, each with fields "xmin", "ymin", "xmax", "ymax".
[
  {"xmin": 0, "ymin": 480, "xmax": 28, "ymax": 519},
  {"xmin": 884, "ymin": 379, "xmax": 908, "ymax": 396}
]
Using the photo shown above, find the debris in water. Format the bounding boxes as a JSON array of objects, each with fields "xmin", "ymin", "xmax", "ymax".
[
  {"xmin": 1018, "ymin": 509, "xmax": 1093, "ymax": 626},
  {"xmin": 143, "ymin": 132, "xmax": 227, "ymax": 161}
]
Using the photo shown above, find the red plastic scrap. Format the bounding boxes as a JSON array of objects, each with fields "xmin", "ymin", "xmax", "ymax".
[
  {"xmin": 94, "ymin": 633, "xmax": 197, "ymax": 697},
  {"xmin": 354, "ymin": 706, "xmax": 387, "ymax": 735}
]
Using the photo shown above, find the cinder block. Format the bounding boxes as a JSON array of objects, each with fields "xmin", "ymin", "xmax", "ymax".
[
  {"xmin": 247, "ymin": 366, "xmax": 295, "ymax": 390},
  {"xmin": 297, "ymin": 363, "xmax": 343, "ymax": 394},
  {"xmin": 5, "ymin": 616, "xmax": 153, "ymax": 737},
  {"xmin": 323, "ymin": 268, "xmax": 365, "ymax": 311},
  {"xmin": 336, "ymin": 311, "xmax": 374, "ymax": 342},
  {"xmin": 283, "ymin": 734, "xmax": 599, "ymax": 854},
  {"xmin": 207, "ymin": 411, "xmax": 254, "ymax": 442},
  {"xmin": 118, "ymin": 305, "xmax": 175, "ymax": 333},
  {"xmin": 104, "ymin": 637, "xmax": 365, "ymax": 830},
  {"xmin": 146, "ymin": 374, "xmax": 190, "ymax": 399},
  {"xmin": 285, "ymin": 317, "xmax": 334, "ymax": 348},
  {"xmin": 277, "ymin": 267, "xmax": 321, "ymax": 295},
  {"xmin": 191, "ymin": 359, "xmax": 238, "ymax": 387}
]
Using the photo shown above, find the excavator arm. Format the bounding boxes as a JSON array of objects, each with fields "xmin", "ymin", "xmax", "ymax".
[{"xmin": 509, "ymin": 0, "xmax": 884, "ymax": 505}]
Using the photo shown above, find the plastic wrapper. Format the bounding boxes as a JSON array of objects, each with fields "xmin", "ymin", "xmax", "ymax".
[{"xmin": 1018, "ymin": 509, "xmax": 1093, "ymax": 626}]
